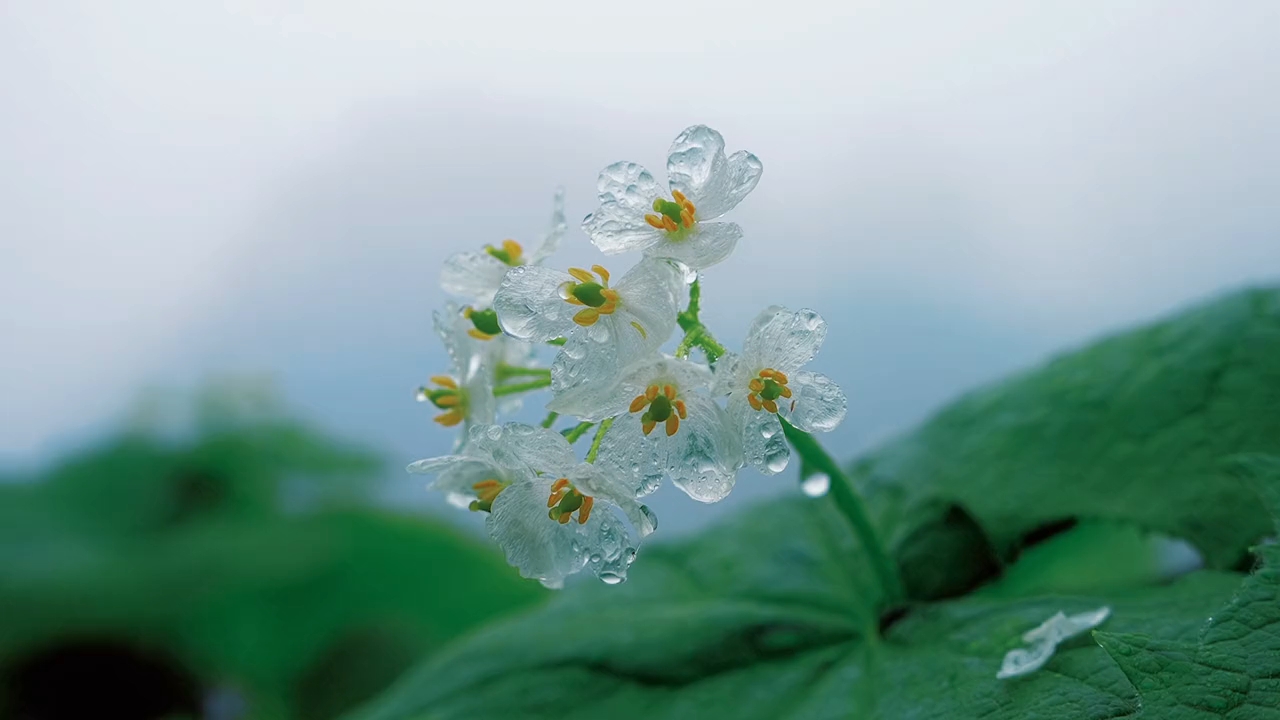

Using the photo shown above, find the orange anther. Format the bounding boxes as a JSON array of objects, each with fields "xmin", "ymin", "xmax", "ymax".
[
  {"xmin": 762, "ymin": 399, "xmax": 779, "ymax": 414},
  {"xmin": 601, "ymin": 288, "xmax": 619, "ymax": 301},
  {"xmin": 502, "ymin": 239, "xmax": 523, "ymax": 257},
  {"xmin": 748, "ymin": 378, "xmax": 764, "ymax": 393},
  {"xmin": 645, "ymin": 385, "xmax": 659, "ymax": 401},
  {"xmin": 671, "ymin": 189, "xmax": 687, "ymax": 204},
  {"xmin": 434, "ymin": 394, "xmax": 460, "ymax": 408},
  {"xmin": 780, "ymin": 386, "xmax": 793, "ymax": 399},
  {"xmin": 629, "ymin": 395, "xmax": 649, "ymax": 413},
  {"xmin": 578, "ymin": 496, "xmax": 594, "ymax": 524},
  {"xmin": 674, "ymin": 400, "xmax": 687, "ymax": 419},
  {"xmin": 467, "ymin": 328, "xmax": 494, "ymax": 341},
  {"xmin": 645, "ymin": 214, "xmax": 666, "ymax": 229},
  {"xmin": 551, "ymin": 478, "xmax": 570, "ymax": 493},
  {"xmin": 662, "ymin": 384, "xmax": 676, "ymax": 399},
  {"xmin": 747, "ymin": 394, "xmax": 763, "ymax": 411},
  {"xmin": 573, "ymin": 308, "xmax": 600, "ymax": 326},
  {"xmin": 661, "ymin": 216, "xmax": 678, "ymax": 232},
  {"xmin": 680, "ymin": 209, "xmax": 694, "ymax": 227},
  {"xmin": 430, "ymin": 375, "xmax": 458, "ymax": 388},
  {"xmin": 568, "ymin": 267, "xmax": 595, "ymax": 283},
  {"xmin": 434, "ymin": 410, "xmax": 464, "ymax": 427},
  {"xmin": 558, "ymin": 512, "xmax": 572, "ymax": 524},
  {"xmin": 547, "ymin": 490, "xmax": 566, "ymax": 508},
  {"xmin": 473, "ymin": 479, "xmax": 500, "ymax": 489},
  {"xmin": 591, "ymin": 265, "xmax": 610, "ymax": 283},
  {"xmin": 772, "ymin": 370, "xmax": 789, "ymax": 384},
  {"xmin": 642, "ymin": 419, "xmax": 657, "ymax": 436},
  {"xmin": 758, "ymin": 369, "xmax": 775, "ymax": 379},
  {"xmin": 665, "ymin": 415, "xmax": 680, "ymax": 437}
]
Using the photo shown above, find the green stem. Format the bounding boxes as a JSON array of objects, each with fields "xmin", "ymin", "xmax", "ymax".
[
  {"xmin": 675, "ymin": 279, "xmax": 727, "ymax": 363},
  {"xmin": 492, "ymin": 377, "xmax": 552, "ymax": 397},
  {"xmin": 540, "ymin": 411, "xmax": 559, "ymax": 429},
  {"xmin": 562, "ymin": 421, "xmax": 594, "ymax": 443},
  {"xmin": 585, "ymin": 418, "xmax": 614, "ymax": 463},
  {"xmin": 496, "ymin": 364, "xmax": 551, "ymax": 381},
  {"xmin": 546, "ymin": 337, "xmax": 567, "ymax": 346},
  {"xmin": 780, "ymin": 417, "xmax": 905, "ymax": 607}
]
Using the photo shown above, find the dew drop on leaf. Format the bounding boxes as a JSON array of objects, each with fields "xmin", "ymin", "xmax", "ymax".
[{"xmin": 801, "ymin": 473, "xmax": 830, "ymax": 498}]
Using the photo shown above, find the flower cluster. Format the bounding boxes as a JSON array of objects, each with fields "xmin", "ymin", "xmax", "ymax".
[{"xmin": 412, "ymin": 126, "xmax": 847, "ymax": 587}]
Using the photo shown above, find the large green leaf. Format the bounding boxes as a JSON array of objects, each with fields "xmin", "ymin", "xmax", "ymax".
[
  {"xmin": 857, "ymin": 287, "xmax": 1280, "ymax": 579},
  {"xmin": 351, "ymin": 498, "xmax": 1247, "ymax": 720},
  {"xmin": 1094, "ymin": 455, "xmax": 1280, "ymax": 718}
]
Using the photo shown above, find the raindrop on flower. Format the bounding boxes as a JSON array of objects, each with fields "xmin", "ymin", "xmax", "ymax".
[
  {"xmin": 801, "ymin": 472, "xmax": 831, "ymax": 497},
  {"xmin": 765, "ymin": 450, "xmax": 789, "ymax": 474},
  {"xmin": 599, "ymin": 571, "xmax": 624, "ymax": 585}
]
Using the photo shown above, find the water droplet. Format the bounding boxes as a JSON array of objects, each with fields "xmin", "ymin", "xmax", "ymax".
[
  {"xmin": 557, "ymin": 281, "xmax": 573, "ymax": 300},
  {"xmin": 589, "ymin": 553, "xmax": 602, "ymax": 563},
  {"xmin": 801, "ymin": 310, "xmax": 821, "ymax": 331},
  {"xmin": 765, "ymin": 451, "xmax": 789, "ymax": 474},
  {"xmin": 486, "ymin": 426, "xmax": 503, "ymax": 440},
  {"xmin": 599, "ymin": 571, "xmax": 624, "ymax": 585},
  {"xmin": 638, "ymin": 504, "xmax": 658, "ymax": 535},
  {"xmin": 760, "ymin": 425, "xmax": 777, "ymax": 439},
  {"xmin": 801, "ymin": 473, "xmax": 831, "ymax": 497}
]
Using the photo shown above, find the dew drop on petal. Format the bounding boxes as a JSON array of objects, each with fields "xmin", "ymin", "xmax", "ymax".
[
  {"xmin": 760, "ymin": 424, "xmax": 777, "ymax": 440},
  {"xmin": 557, "ymin": 282, "xmax": 573, "ymax": 300},
  {"xmin": 599, "ymin": 572, "xmax": 625, "ymax": 585},
  {"xmin": 589, "ymin": 323, "xmax": 610, "ymax": 343},
  {"xmin": 589, "ymin": 553, "xmax": 602, "ymax": 563},
  {"xmin": 765, "ymin": 449, "xmax": 789, "ymax": 474},
  {"xmin": 638, "ymin": 504, "xmax": 658, "ymax": 535},
  {"xmin": 486, "ymin": 425, "xmax": 503, "ymax": 440},
  {"xmin": 801, "ymin": 473, "xmax": 831, "ymax": 497},
  {"xmin": 801, "ymin": 309, "xmax": 822, "ymax": 331}
]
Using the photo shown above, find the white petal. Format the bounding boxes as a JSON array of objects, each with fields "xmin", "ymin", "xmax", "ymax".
[
  {"xmin": 658, "ymin": 394, "xmax": 742, "ymax": 503},
  {"xmin": 529, "ymin": 187, "xmax": 567, "ymax": 265},
  {"xmin": 742, "ymin": 306, "xmax": 828, "ymax": 374},
  {"xmin": 492, "ymin": 265, "xmax": 579, "ymax": 342},
  {"xmin": 728, "ymin": 394, "xmax": 790, "ymax": 475},
  {"xmin": 466, "ymin": 422, "xmax": 578, "ymax": 477},
  {"xmin": 583, "ymin": 161, "xmax": 668, "ymax": 255},
  {"xmin": 488, "ymin": 476, "xmax": 641, "ymax": 587},
  {"xmin": 566, "ymin": 462, "xmax": 657, "ymax": 537},
  {"xmin": 642, "ymin": 221, "xmax": 741, "ymax": 270},
  {"xmin": 613, "ymin": 258, "xmax": 684, "ymax": 355},
  {"xmin": 548, "ymin": 326, "xmax": 627, "ymax": 419},
  {"xmin": 595, "ymin": 412, "xmax": 665, "ymax": 497},
  {"xmin": 784, "ymin": 371, "xmax": 846, "ymax": 433},
  {"xmin": 440, "ymin": 252, "xmax": 510, "ymax": 308},
  {"xmin": 710, "ymin": 352, "xmax": 747, "ymax": 396},
  {"xmin": 667, "ymin": 125, "xmax": 762, "ymax": 219}
]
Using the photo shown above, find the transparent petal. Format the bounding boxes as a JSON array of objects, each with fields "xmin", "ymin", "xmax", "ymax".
[
  {"xmin": 642, "ymin": 221, "xmax": 741, "ymax": 270},
  {"xmin": 583, "ymin": 161, "xmax": 667, "ymax": 255},
  {"xmin": 461, "ymin": 363, "xmax": 497, "ymax": 428},
  {"xmin": 784, "ymin": 371, "xmax": 846, "ymax": 433},
  {"xmin": 488, "ymin": 476, "xmax": 641, "ymax": 587},
  {"xmin": 710, "ymin": 352, "xmax": 747, "ymax": 396},
  {"xmin": 548, "ymin": 327, "xmax": 627, "ymax": 420},
  {"xmin": 595, "ymin": 412, "xmax": 665, "ymax": 497},
  {"xmin": 613, "ymin": 258, "xmax": 684, "ymax": 356},
  {"xmin": 625, "ymin": 354, "xmax": 714, "ymax": 394},
  {"xmin": 567, "ymin": 462, "xmax": 657, "ymax": 538},
  {"xmin": 432, "ymin": 304, "xmax": 475, "ymax": 375},
  {"xmin": 440, "ymin": 252, "xmax": 510, "ymax": 308},
  {"xmin": 465, "ymin": 422, "xmax": 578, "ymax": 478},
  {"xmin": 728, "ymin": 394, "xmax": 790, "ymax": 475},
  {"xmin": 492, "ymin": 265, "xmax": 579, "ymax": 342},
  {"xmin": 528, "ymin": 187, "xmax": 567, "ymax": 265},
  {"xmin": 667, "ymin": 125, "xmax": 763, "ymax": 219},
  {"xmin": 742, "ymin": 306, "xmax": 828, "ymax": 374},
  {"xmin": 658, "ymin": 394, "xmax": 742, "ymax": 503}
]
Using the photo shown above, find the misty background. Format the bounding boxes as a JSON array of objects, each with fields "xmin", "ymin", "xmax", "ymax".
[{"xmin": 3, "ymin": 1, "xmax": 1278, "ymax": 534}]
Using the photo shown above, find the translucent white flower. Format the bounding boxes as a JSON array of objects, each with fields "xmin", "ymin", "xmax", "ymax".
[
  {"xmin": 416, "ymin": 306, "xmax": 497, "ymax": 442},
  {"xmin": 493, "ymin": 258, "xmax": 685, "ymax": 408},
  {"xmin": 582, "ymin": 125, "xmax": 762, "ymax": 270},
  {"xmin": 440, "ymin": 188, "xmax": 566, "ymax": 337},
  {"xmin": 407, "ymin": 423, "xmax": 658, "ymax": 588},
  {"xmin": 552, "ymin": 355, "xmax": 742, "ymax": 502},
  {"xmin": 714, "ymin": 306, "xmax": 848, "ymax": 475}
]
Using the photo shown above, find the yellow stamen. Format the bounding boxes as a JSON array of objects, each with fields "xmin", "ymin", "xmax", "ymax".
[
  {"xmin": 578, "ymin": 496, "xmax": 594, "ymax": 524},
  {"xmin": 780, "ymin": 386, "xmax": 793, "ymax": 399},
  {"xmin": 748, "ymin": 378, "xmax": 764, "ymax": 393},
  {"xmin": 467, "ymin": 328, "xmax": 494, "ymax": 341},
  {"xmin": 550, "ymin": 478, "xmax": 570, "ymax": 493},
  {"xmin": 573, "ymin": 308, "xmax": 600, "ymax": 326},
  {"xmin": 645, "ymin": 385, "xmax": 659, "ymax": 401},
  {"xmin": 473, "ymin": 479, "xmax": 501, "ymax": 489},
  {"xmin": 601, "ymin": 288, "xmax": 620, "ymax": 301},
  {"xmin": 661, "ymin": 216, "xmax": 678, "ymax": 232},
  {"xmin": 502, "ymin": 239, "xmax": 523, "ymax": 258},
  {"xmin": 674, "ymin": 400, "xmax": 687, "ymax": 419},
  {"xmin": 642, "ymin": 419, "xmax": 657, "ymax": 435},
  {"xmin": 665, "ymin": 415, "xmax": 680, "ymax": 437},
  {"xmin": 771, "ymin": 370, "xmax": 789, "ymax": 384},
  {"xmin": 547, "ymin": 490, "xmax": 566, "ymax": 508},
  {"xmin": 681, "ymin": 209, "xmax": 694, "ymax": 227},
  {"xmin": 430, "ymin": 375, "xmax": 458, "ymax": 389},
  {"xmin": 592, "ymin": 265, "xmax": 610, "ymax": 283},
  {"xmin": 662, "ymin": 384, "xmax": 676, "ymax": 399},
  {"xmin": 671, "ymin": 189, "xmax": 688, "ymax": 204},
  {"xmin": 558, "ymin": 512, "xmax": 572, "ymax": 524},
  {"xmin": 629, "ymin": 395, "xmax": 649, "ymax": 413},
  {"xmin": 747, "ymin": 394, "xmax": 763, "ymax": 411},
  {"xmin": 631, "ymin": 321, "xmax": 648, "ymax": 339},
  {"xmin": 434, "ymin": 409, "xmax": 464, "ymax": 427},
  {"xmin": 645, "ymin": 214, "xmax": 666, "ymax": 229},
  {"xmin": 434, "ymin": 394, "xmax": 460, "ymax": 408},
  {"xmin": 565, "ymin": 295, "xmax": 585, "ymax": 306},
  {"xmin": 568, "ymin": 267, "xmax": 595, "ymax": 283},
  {"xmin": 762, "ymin": 399, "xmax": 779, "ymax": 414}
]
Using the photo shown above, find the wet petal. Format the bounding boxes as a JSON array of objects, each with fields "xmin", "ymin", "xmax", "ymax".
[
  {"xmin": 596, "ymin": 412, "xmax": 665, "ymax": 497},
  {"xmin": 783, "ymin": 371, "xmax": 846, "ymax": 433},
  {"xmin": 466, "ymin": 422, "xmax": 578, "ymax": 477},
  {"xmin": 613, "ymin": 258, "xmax": 684, "ymax": 356},
  {"xmin": 528, "ymin": 187, "xmax": 567, "ymax": 265},
  {"xmin": 493, "ymin": 265, "xmax": 579, "ymax": 342},
  {"xmin": 728, "ymin": 394, "xmax": 790, "ymax": 475},
  {"xmin": 583, "ymin": 161, "xmax": 668, "ymax": 255},
  {"xmin": 440, "ymin": 252, "xmax": 510, "ymax": 308},
  {"xmin": 567, "ymin": 462, "xmax": 657, "ymax": 537},
  {"xmin": 710, "ymin": 352, "xmax": 747, "ymax": 396},
  {"xmin": 742, "ymin": 306, "xmax": 828, "ymax": 374},
  {"xmin": 643, "ymin": 221, "xmax": 741, "ymax": 270},
  {"xmin": 548, "ymin": 325, "xmax": 626, "ymax": 419},
  {"xmin": 659, "ymin": 394, "xmax": 742, "ymax": 503},
  {"xmin": 667, "ymin": 125, "xmax": 762, "ymax": 219}
]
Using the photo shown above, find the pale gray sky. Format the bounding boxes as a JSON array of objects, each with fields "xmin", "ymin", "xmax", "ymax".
[{"xmin": 3, "ymin": 2, "xmax": 1278, "ymax": 529}]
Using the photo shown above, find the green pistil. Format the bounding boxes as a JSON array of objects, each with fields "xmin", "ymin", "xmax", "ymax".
[
  {"xmin": 652, "ymin": 198, "xmax": 685, "ymax": 226},
  {"xmin": 759, "ymin": 379, "xmax": 785, "ymax": 402},
  {"xmin": 468, "ymin": 308, "xmax": 502, "ymax": 336},
  {"xmin": 484, "ymin": 245, "xmax": 521, "ymax": 266},
  {"xmin": 548, "ymin": 489, "xmax": 584, "ymax": 520},
  {"xmin": 643, "ymin": 393, "xmax": 674, "ymax": 423},
  {"xmin": 571, "ymin": 282, "xmax": 607, "ymax": 308}
]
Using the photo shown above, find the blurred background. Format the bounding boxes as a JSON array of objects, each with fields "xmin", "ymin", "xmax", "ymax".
[{"xmin": 3, "ymin": 1, "xmax": 1279, "ymax": 718}]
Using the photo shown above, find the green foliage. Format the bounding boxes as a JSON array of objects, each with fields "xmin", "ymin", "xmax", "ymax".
[
  {"xmin": 353, "ymin": 286, "xmax": 1280, "ymax": 719},
  {"xmin": 0, "ymin": 394, "xmax": 544, "ymax": 719}
]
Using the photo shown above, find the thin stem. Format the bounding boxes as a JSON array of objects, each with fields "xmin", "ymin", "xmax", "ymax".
[
  {"xmin": 540, "ymin": 411, "xmax": 559, "ymax": 429},
  {"xmin": 492, "ymin": 377, "xmax": 552, "ymax": 397},
  {"xmin": 496, "ymin": 364, "xmax": 552, "ymax": 381},
  {"xmin": 585, "ymin": 418, "xmax": 614, "ymax": 463},
  {"xmin": 779, "ymin": 417, "xmax": 905, "ymax": 607},
  {"xmin": 546, "ymin": 337, "xmax": 567, "ymax": 346},
  {"xmin": 562, "ymin": 421, "xmax": 594, "ymax": 443},
  {"xmin": 675, "ymin": 279, "xmax": 727, "ymax": 364}
]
